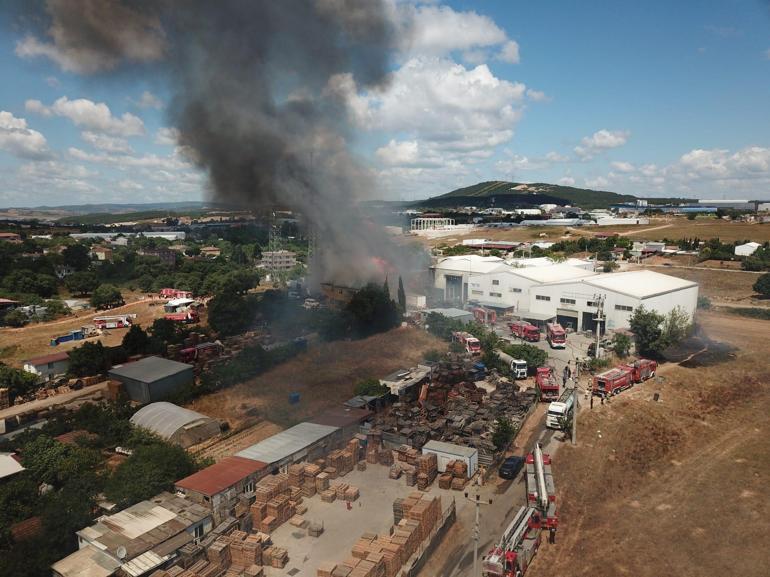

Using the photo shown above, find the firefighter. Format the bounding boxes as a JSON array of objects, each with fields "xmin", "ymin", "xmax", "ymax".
[
  {"xmin": 549, "ymin": 526, "xmax": 556, "ymax": 544},
  {"xmin": 590, "ymin": 395, "xmax": 594, "ymax": 409}
]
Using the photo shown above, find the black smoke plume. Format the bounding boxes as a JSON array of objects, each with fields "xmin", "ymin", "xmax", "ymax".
[{"xmin": 15, "ymin": 0, "xmax": 425, "ymax": 285}]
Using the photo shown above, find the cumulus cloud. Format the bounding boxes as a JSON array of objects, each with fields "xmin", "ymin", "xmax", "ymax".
[
  {"xmin": 68, "ymin": 146, "xmax": 192, "ymax": 171},
  {"xmin": 558, "ymin": 176, "xmax": 575, "ymax": 186},
  {"xmin": 526, "ymin": 89, "xmax": 549, "ymax": 102},
  {"xmin": 132, "ymin": 90, "xmax": 163, "ymax": 109},
  {"xmin": 610, "ymin": 160, "xmax": 635, "ymax": 173},
  {"xmin": 17, "ymin": 160, "xmax": 98, "ymax": 194},
  {"xmin": 0, "ymin": 111, "xmax": 51, "ymax": 160},
  {"xmin": 81, "ymin": 131, "xmax": 132, "ymax": 154},
  {"xmin": 154, "ymin": 127, "xmax": 179, "ymax": 146},
  {"xmin": 497, "ymin": 40, "xmax": 520, "ymax": 64},
  {"xmin": 117, "ymin": 179, "xmax": 145, "ymax": 190},
  {"xmin": 26, "ymin": 97, "xmax": 145, "ymax": 136},
  {"xmin": 574, "ymin": 129, "xmax": 630, "ymax": 159}
]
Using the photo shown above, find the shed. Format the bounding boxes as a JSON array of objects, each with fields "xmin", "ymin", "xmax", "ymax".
[
  {"xmin": 735, "ymin": 242, "xmax": 761, "ymax": 256},
  {"xmin": 422, "ymin": 440, "xmax": 478, "ymax": 478},
  {"xmin": 236, "ymin": 422, "xmax": 340, "ymax": 470},
  {"xmin": 108, "ymin": 356, "xmax": 194, "ymax": 403},
  {"xmin": 23, "ymin": 351, "xmax": 70, "ymax": 382},
  {"xmin": 130, "ymin": 402, "xmax": 220, "ymax": 448}
]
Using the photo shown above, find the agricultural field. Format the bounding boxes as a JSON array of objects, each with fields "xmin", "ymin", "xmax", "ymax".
[
  {"xmin": 186, "ymin": 327, "xmax": 447, "ymax": 431},
  {"xmin": 528, "ymin": 310, "xmax": 770, "ymax": 577},
  {"xmin": 637, "ymin": 264, "xmax": 766, "ymax": 305}
]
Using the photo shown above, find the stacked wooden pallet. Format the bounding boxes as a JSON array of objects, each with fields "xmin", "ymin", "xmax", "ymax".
[
  {"xmin": 229, "ymin": 532, "xmax": 262, "ymax": 569},
  {"xmin": 262, "ymin": 546, "xmax": 289, "ymax": 568},
  {"xmin": 205, "ymin": 537, "xmax": 231, "ymax": 567},
  {"xmin": 250, "ymin": 473, "xmax": 292, "ymax": 534}
]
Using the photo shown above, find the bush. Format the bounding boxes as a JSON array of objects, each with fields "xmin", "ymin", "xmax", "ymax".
[
  {"xmin": 64, "ymin": 271, "xmax": 99, "ymax": 296},
  {"xmin": 68, "ymin": 341, "xmax": 112, "ymax": 377},
  {"xmin": 354, "ymin": 378, "xmax": 389, "ymax": 396},
  {"xmin": 697, "ymin": 295, "xmax": 712, "ymax": 309},
  {"xmin": 753, "ymin": 273, "xmax": 770, "ymax": 297},
  {"xmin": 91, "ymin": 284, "xmax": 124, "ymax": 309},
  {"xmin": 423, "ymin": 349, "xmax": 443, "ymax": 362},
  {"xmin": 492, "ymin": 417, "xmax": 516, "ymax": 451},
  {"xmin": 612, "ymin": 333, "xmax": 631, "ymax": 357},
  {"xmin": 2, "ymin": 309, "xmax": 27, "ymax": 327}
]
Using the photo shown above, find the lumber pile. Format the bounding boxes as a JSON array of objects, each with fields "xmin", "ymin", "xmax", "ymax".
[
  {"xmin": 262, "ymin": 546, "xmax": 289, "ymax": 568},
  {"xmin": 250, "ymin": 473, "xmax": 294, "ymax": 534},
  {"xmin": 320, "ymin": 493, "xmax": 442, "ymax": 577}
]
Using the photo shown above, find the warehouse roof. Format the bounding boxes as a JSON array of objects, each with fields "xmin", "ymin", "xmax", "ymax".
[
  {"xmin": 236, "ymin": 422, "xmax": 339, "ymax": 465},
  {"xmin": 130, "ymin": 402, "xmax": 215, "ymax": 440},
  {"xmin": 433, "ymin": 255, "xmax": 505, "ymax": 275},
  {"xmin": 0, "ymin": 453, "xmax": 25, "ymax": 480},
  {"xmin": 109, "ymin": 356, "xmax": 192, "ymax": 383},
  {"xmin": 25, "ymin": 351, "xmax": 69, "ymax": 366},
  {"xmin": 509, "ymin": 263, "xmax": 598, "ymax": 284},
  {"xmin": 175, "ymin": 456, "xmax": 267, "ymax": 496},
  {"xmin": 422, "ymin": 440, "xmax": 478, "ymax": 458},
  {"xmin": 51, "ymin": 544, "xmax": 122, "ymax": 577},
  {"xmin": 308, "ymin": 406, "xmax": 373, "ymax": 429},
  {"xmin": 422, "ymin": 307, "xmax": 473, "ymax": 319},
  {"xmin": 582, "ymin": 270, "xmax": 698, "ymax": 299}
]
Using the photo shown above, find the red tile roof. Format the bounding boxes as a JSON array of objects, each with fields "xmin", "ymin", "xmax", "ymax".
[
  {"xmin": 25, "ymin": 351, "xmax": 69, "ymax": 366},
  {"xmin": 10, "ymin": 516, "xmax": 42, "ymax": 542},
  {"xmin": 175, "ymin": 456, "xmax": 267, "ymax": 496}
]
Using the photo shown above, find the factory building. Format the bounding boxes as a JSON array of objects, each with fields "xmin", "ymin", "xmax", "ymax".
[
  {"xmin": 108, "ymin": 356, "xmax": 194, "ymax": 404},
  {"xmin": 431, "ymin": 255, "xmax": 698, "ymax": 332},
  {"xmin": 130, "ymin": 402, "xmax": 221, "ymax": 448},
  {"xmin": 236, "ymin": 422, "xmax": 341, "ymax": 472}
]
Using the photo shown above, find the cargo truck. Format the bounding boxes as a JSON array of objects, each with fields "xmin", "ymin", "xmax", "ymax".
[
  {"xmin": 546, "ymin": 388, "xmax": 574, "ymax": 429},
  {"xmin": 496, "ymin": 350, "xmax": 528, "ymax": 379},
  {"xmin": 509, "ymin": 321, "xmax": 540, "ymax": 342}
]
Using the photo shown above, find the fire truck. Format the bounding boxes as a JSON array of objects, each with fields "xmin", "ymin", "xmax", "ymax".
[
  {"xmin": 525, "ymin": 444, "xmax": 558, "ymax": 529},
  {"xmin": 545, "ymin": 323, "xmax": 566, "ymax": 349},
  {"xmin": 625, "ymin": 358, "xmax": 657, "ymax": 383},
  {"xmin": 472, "ymin": 306, "xmax": 497, "ymax": 324},
  {"xmin": 509, "ymin": 321, "xmax": 540, "ymax": 342},
  {"xmin": 592, "ymin": 366, "xmax": 633, "ymax": 397},
  {"xmin": 93, "ymin": 314, "xmax": 136, "ymax": 329},
  {"xmin": 482, "ymin": 506, "xmax": 543, "ymax": 577},
  {"xmin": 159, "ymin": 288, "xmax": 193, "ymax": 299},
  {"xmin": 535, "ymin": 367, "xmax": 560, "ymax": 401},
  {"xmin": 452, "ymin": 331, "xmax": 482, "ymax": 355},
  {"xmin": 164, "ymin": 310, "xmax": 199, "ymax": 324}
]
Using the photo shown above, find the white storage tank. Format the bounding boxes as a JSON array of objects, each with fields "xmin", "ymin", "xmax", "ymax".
[{"xmin": 422, "ymin": 440, "xmax": 478, "ymax": 478}]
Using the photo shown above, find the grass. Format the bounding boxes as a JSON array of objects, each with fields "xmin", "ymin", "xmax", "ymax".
[{"xmin": 721, "ymin": 306, "xmax": 770, "ymax": 320}]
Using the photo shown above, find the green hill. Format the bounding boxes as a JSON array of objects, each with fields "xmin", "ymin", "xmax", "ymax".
[{"xmin": 415, "ymin": 181, "xmax": 688, "ymax": 210}]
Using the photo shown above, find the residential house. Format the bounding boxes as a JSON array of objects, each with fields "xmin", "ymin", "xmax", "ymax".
[{"xmin": 22, "ymin": 351, "xmax": 70, "ymax": 382}]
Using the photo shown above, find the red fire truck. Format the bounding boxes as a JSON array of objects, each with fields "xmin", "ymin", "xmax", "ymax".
[
  {"xmin": 535, "ymin": 367, "xmax": 560, "ymax": 401},
  {"xmin": 625, "ymin": 358, "xmax": 657, "ymax": 383},
  {"xmin": 472, "ymin": 306, "xmax": 497, "ymax": 324},
  {"xmin": 545, "ymin": 322, "xmax": 566, "ymax": 349},
  {"xmin": 164, "ymin": 310, "xmax": 199, "ymax": 324},
  {"xmin": 482, "ymin": 506, "xmax": 543, "ymax": 577},
  {"xmin": 525, "ymin": 444, "xmax": 558, "ymax": 529},
  {"xmin": 93, "ymin": 314, "xmax": 136, "ymax": 329},
  {"xmin": 509, "ymin": 321, "xmax": 540, "ymax": 342},
  {"xmin": 592, "ymin": 366, "xmax": 633, "ymax": 397},
  {"xmin": 160, "ymin": 288, "xmax": 193, "ymax": 299},
  {"xmin": 452, "ymin": 331, "xmax": 482, "ymax": 355}
]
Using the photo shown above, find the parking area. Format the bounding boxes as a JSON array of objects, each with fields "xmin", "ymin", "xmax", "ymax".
[{"xmin": 268, "ymin": 462, "xmax": 463, "ymax": 577}]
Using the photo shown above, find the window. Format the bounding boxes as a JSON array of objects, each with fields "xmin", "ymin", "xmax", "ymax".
[
  {"xmin": 536, "ymin": 295, "xmax": 551, "ymax": 301},
  {"xmin": 492, "ymin": 279, "xmax": 500, "ymax": 286},
  {"xmin": 48, "ymin": 362, "xmax": 54, "ymax": 369},
  {"xmin": 194, "ymin": 524, "xmax": 205, "ymax": 540},
  {"xmin": 489, "ymin": 292, "xmax": 502, "ymax": 298},
  {"xmin": 587, "ymin": 301, "xmax": 596, "ymax": 307},
  {"xmin": 470, "ymin": 282, "xmax": 480, "ymax": 288},
  {"xmin": 245, "ymin": 480, "xmax": 255, "ymax": 494},
  {"xmin": 560, "ymin": 298, "xmax": 576, "ymax": 305},
  {"xmin": 615, "ymin": 304, "xmax": 633, "ymax": 312},
  {"xmin": 509, "ymin": 287, "xmax": 522, "ymax": 293},
  {"xmin": 471, "ymin": 290, "xmax": 484, "ymax": 296}
]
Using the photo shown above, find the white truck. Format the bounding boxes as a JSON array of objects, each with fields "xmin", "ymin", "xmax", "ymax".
[
  {"xmin": 496, "ymin": 350, "xmax": 528, "ymax": 379},
  {"xmin": 545, "ymin": 388, "xmax": 574, "ymax": 429}
]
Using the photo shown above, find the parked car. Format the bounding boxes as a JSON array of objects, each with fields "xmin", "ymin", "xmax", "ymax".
[{"xmin": 498, "ymin": 455, "xmax": 525, "ymax": 479}]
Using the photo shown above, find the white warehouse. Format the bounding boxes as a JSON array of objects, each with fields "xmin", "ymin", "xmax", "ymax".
[{"xmin": 431, "ymin": 255, "xmax": 698, "ymax": 332}]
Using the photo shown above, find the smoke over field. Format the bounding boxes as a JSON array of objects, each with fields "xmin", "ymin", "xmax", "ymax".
[{"xmin": 14, "ymin": 0, "xmax": 424, "ymax": 284}]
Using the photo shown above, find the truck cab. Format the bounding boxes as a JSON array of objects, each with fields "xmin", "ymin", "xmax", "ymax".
[
  {"xmin": 511, "ymin": 359, "xmax": 527, "ymax": 379},
  {"xmin": 546, "ymin": 390, "xmax": 574, "ymax": 429}
]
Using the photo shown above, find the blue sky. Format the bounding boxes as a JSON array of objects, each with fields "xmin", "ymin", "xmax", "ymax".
[{"xmin": 1, "ymin": 0, "xmax": 769, "ymax": 206}]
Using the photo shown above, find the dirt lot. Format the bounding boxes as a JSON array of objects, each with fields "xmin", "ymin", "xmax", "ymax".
[
  {"xmin": 528, "ymin": 310, "xmax": 770, "ymax": 577},
  {"xmin": 0, "ymin": 294, "xmax": 168, "ymax": 367},
  {"xmin": 186, "ymin": 327, "xmax": 447, "ymax": 431},
  {"xmin": 637, "ymin": 264, "xmax": 765, "ymax": 305}
]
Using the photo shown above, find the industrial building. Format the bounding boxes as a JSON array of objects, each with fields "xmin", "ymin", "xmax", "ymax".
[
  {"xmin": 236, "ymin": 422, "xmax": 341, "ymax": 471},
  {"xmin": 419, "ymin": 307, "xmax": 475, "ymax": 324},
  {"xmin": 22, "ymin": 351, "xmax": 69, "ymax": 382},
  {"xmin": 51, "ymin": 492, "xmax": 212, "ymax": 577},
  {"xmin": 108, "ymin": 356, "xmax": 194, "ymax": 404},
  {"xmin": 431, "ymin": 255, "xmax": 698, "ymax": 332},
  {"xmin": 130, "ymin": 402, "xmax": 221, "ymax": 448},
  {"xmin": 175, "ymin": 456, "xmax": 269, "ymax": 525},
  {"xmin": 422, "ymin": 440, "xmax": 479, "ymax": 478}
]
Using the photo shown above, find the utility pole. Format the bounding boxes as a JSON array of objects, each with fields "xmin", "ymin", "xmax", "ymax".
[
  {"xmin": 465, "ymin": 475, "xmax": 492, "ymax": 577},
  {"xmin": 593, "ymin": 293, "xmax": 605, "ymax": 359},
  {"xmin": 571, "ymin": 385, "xmax": 578, "ymax": 445}
]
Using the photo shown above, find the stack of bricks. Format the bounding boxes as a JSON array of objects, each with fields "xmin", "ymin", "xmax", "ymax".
[
  {"xmin": 205, "ymin": 536, "xmax": 232, "ymax": 568},
  {"xmin": 327, "ymin": 449, "xmax": 355, "ymax": 477},
  {"xmin": 288, "ymin": 463, "xmax": 305, "ymax": 487},
  {"xmin": 228, "ymin": 531, "xmax": 262, "ymax": 570}
]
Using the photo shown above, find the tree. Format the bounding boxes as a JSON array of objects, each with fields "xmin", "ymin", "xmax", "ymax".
[
  {"xmin": 62, "ymin": 244, "xmax": 91, "ymax": 271},
  {"xmin": 151, "ymin": 317, "xmax": 177, "ymax": 343},
  {"xmin": 208, "ymin": 291, "xmax": 253, "ymax": 336},
  {"xmin": 498, "ymin": 343, "xmax": 548, "ymax": 374},
  {"xmin": 354, "ymin": 378, "xmax": 388, "ymax": 396},
  {"xmin": 397, "ymin": 276, "xmax": 406, "ymax": 313},
  {"xmin": 345, "ymin": 283, "xmax": 400, "ymax": 338},
  {"xmin": 492, "ymin": 417, "xmax": 516, "ymax": 451},
  {"xmin": 658, "ymin": 306, "xmax": 692, "ymax": 349},
  {"xmin": 68, "ymin": 341, "xmax": 111, "ymax": 377},
  {"xmin": 122, "ymin": 325, "xmax": 149, "ymax": 355},
  {"xmin": 2, "ymin": 309, "xmax": 27, "ymax": 327},
  {"xmin": 64, "ymin": 271, "xmax": 99, "ymax": 296},
  {"xmin": 629, "ymin": 305, "xmax": 664, "ymax": 357},
  {"xmin": 612, "ymin": 333, "xmax": 631, "ymax": 357},
  {"xmin": 105, "ymin": 443, "xmax": 199, "ymax": 508},
  {"xmin": 753, "ymin": 273, "xmax": 770, "ymax": 297},
  {"xmin": 0, "ymin": 363, "xmax": 38, "ymax": 401},
  {"xmin": 90, "ymin": 284, "xmax": 123, "ymax": 309}
]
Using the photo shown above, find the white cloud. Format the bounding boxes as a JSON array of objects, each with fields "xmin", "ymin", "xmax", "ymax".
[
  {"xmin": 154, "ymin": 127, "xmax": 179, "ymax": 146},
  {"xmin": 17, "ymin": 160, "xmax": 98, "ymax": 194},
  {"xmin": 117, "ymin": 179, "xmax": 145, "ymax": 191},
  {"xmin": 0, "ymin": 111, "xmax": 51, "ymax": 160},
  {"xmin": 376, "ymin": 140, "xmax": 444, "ymax": 168},
  {"xmin": 81, "ymin": 131, "xmax": 133, "ymax": 154},
  {"xmin": 584, "ymin": 176, "xmax": 610, "ymax": 189},
  {"xmin": 545, "ymin": 151, "xmax": 569, "ymax": 162},
  {"xmin": 558, "ymin": 176, "xmax": 575, "ymax": 186},
  {"xmin": 526, "ymin": 89, "xmax": 549, "ymax": 102},
  {"xmin": 497, "ymin": 40, "xmax": 520, "ymax": 64},
  {"xmin": 574, "ymin": 129, "xmax": 630, "ymax": 159},
  {"xmin": 610, "ymin": 161, "xmax": 635, "ymax": 173},
  {"xmin": 26, "ymin": 97, "xmax": 145, "ymax": 136},
  {"xmin": 132, "ymin": 90, "xmax": 163, "ymax": 110},
  {"xmin": 68, "ymin": 147, "xmax": 191, "ymax": 170}
]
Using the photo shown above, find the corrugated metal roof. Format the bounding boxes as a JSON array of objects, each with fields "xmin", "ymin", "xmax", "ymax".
[
  {"xmin": 422, "ymin": 440, "xmax": 478, "ymax": 458},
  {"xmin": 24, "ymin": 351, "xmax": 69, "ymax": 366},
  {"xmin": 583, "ymin": 270, "xmax": 698, "ymax": 299},
  {"xmin": 175, "ymin": 456, "xmax": 267, "ymax": 496},
  {"xmin": 236, "ymin": 422, "xmax": 339, "ymax": 465},
  {"xmin": 109, "ymin": 356, "xmax": 192, "ymax": 384},
  {"xmin": 508, "ymin": 264, "xmax": 598, "ymax": 284},
  {"xmin": 130, "ymin": 402, "xmax": 215, "ymax": 440},
  {"xmin": 51, "ymin": 544, "xmax": 122, "ymax": 577}
]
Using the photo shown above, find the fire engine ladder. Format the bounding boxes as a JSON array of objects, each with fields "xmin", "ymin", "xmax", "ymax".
[
  {"xmin": 533, "ymin": 444, "xmax": 549, "ymax": 511},
  {"xmin": 498, "ymin": 506, "xmax": 536, "ymax": 551}
]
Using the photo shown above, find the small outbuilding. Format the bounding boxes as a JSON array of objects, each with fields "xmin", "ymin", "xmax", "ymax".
[
  {"xmin": 130, "ymin": 402, "xmax": 220, "ymax": 448},
  {"xmin": 422, "ymin": 440, "xmax": 478, "ymax": 479},
  {"xmin": 22, "ymin": 351, "xmax": 69, "ymax": 383},
  {"xmin": 735, "ymin": 241, "xmax": 761, "ymax": 256},
  {"xmin": 108, "ymin": 356, "xmax": 194, "ymax": 403}
]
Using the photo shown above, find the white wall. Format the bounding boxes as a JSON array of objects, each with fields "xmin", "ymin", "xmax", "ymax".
[{"xmin": 23, "ymin": 359, "xmax": 69, "ymax": 382}]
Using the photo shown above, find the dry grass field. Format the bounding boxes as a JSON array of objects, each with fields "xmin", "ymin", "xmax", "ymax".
[
  {"xmin": 637, "ymin": 264, "xmax": 765, "ymax": 304},
  {"xmin": 528, "ymin": 310, "xmax": 770, "ymax": 577},
  {"xmin": 186, "ymin": 327, "xmax": 447, "ymax": 430}
]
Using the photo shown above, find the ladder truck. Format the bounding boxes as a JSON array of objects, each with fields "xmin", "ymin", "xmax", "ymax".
[
  {"xmin": 93, "ymin": 314, "xmax": 136, "ymax": 329},
  {"xmin": 482, "ymin": 505, "xmax": 543, "ymax": 577},
  {"xmin": 524, "ymin": 443, "xmax": 558, "ymax": 530}
]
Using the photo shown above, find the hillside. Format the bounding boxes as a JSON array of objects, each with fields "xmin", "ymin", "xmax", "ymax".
[{"xmin": 414, "ymin": 180, "xmax": 688, "ymax": 210}]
